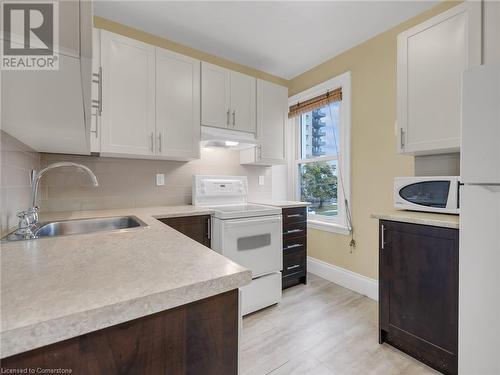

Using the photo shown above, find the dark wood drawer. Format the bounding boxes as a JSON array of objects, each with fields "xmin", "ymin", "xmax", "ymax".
[
  {"xmin": 283, "ymin": 221, "xmax": 307, "ymax": 241},
  {"xmin": 283, "ymin": 249, "xmax": 306, "ymax": 277},
  {"xmin": 282, "ymin": 207, "xmax": 307, "ymax": 224},
  {"xmin": 283, "ymin": 236, "xmax": 306, "ymax": 253}
]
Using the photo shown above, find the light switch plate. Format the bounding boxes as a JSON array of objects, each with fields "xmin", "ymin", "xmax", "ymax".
[
  {"xmin": 258, "ymin": 175, "xmax": 265, "ymax": 186},
  {"xmin": 156, "ymin": 173, "xmax": 165, "ymax": 186}
]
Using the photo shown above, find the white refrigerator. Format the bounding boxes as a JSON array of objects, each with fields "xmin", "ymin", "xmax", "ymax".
[{"xmin": 459, "ymin": 64, "xmax": 500, "ymax": 374}]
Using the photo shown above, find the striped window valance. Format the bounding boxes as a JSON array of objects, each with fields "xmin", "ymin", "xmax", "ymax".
[{"xmin": 288, "ymin": 87, "xmax": 342, "ymax": 118}]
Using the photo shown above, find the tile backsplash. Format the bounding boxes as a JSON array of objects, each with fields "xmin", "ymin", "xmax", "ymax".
[
  {"xmin": 39, "ymin": 148, "xmax": 273, "ymax": 212},
  {"xmin": 1, "ymin": 131, "xmax": 41, "ymax": 234}
]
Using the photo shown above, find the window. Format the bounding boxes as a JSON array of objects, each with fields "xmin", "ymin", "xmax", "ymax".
[{"xmin": 288, "ymin": 72, "xmax": 351, "ymax": 234}]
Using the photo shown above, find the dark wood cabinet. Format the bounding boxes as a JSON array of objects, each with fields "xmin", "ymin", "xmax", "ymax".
[
  {"xmin": 159, "ymin": 215, "xmax": 211, "ymax": 247},
  {"xmin": 282, "ymin": 207, "xmax": 307, "ymax": 289},
  {"xmin": 379, "ymin": 220, "xmax": 459, "ymax": 375},
  {"xmin": 1, "ymin": 290, "xmax": 239, "ymax": 375}
]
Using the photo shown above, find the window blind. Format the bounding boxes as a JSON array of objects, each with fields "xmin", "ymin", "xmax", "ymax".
[{"xmin": 288, "ymin": 87, "xmax": 342, "ymax": 118}]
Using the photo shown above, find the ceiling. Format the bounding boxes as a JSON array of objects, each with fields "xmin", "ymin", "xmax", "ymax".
[{"xmin": 94, "ymin": 1, "xmax": 438, "ymax": 80}]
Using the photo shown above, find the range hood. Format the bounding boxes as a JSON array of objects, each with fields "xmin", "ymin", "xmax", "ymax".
[
  {"xmin": 200, "ymin": 126, "xmax": 259, "ymax": 150},
  {"xmin": 1, "ymin": 1, "xmax": 92, "ymax": 155}
]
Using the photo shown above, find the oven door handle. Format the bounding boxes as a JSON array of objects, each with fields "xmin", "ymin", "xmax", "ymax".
[{"xmin": 222, "ymin": 215, "xmax": 282, "ymax": 228}]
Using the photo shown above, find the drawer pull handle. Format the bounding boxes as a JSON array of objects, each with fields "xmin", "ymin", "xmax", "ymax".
[
  {"xmin": 285, "ymin": 243, "xmax": 302, "ymax": 250},
  {"xmin": 285, "ymin": 229, "xmax": 303, "ymax": 234},
  {"xmin": 380, "ymin": 224, "xmax": 386, "ymax": 250},
  {"xmin": 287, "ymin": 214, "xmax": 303, "ymax": 218},
  {"xmin": 287, "ymin": 264, "xmax": 301, "ymax": 270}
]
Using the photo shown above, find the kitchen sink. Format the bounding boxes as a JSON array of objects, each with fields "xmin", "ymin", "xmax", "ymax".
[{"xmin": 2, "ymin": 216, "xmax": 148, "ymax": 242}]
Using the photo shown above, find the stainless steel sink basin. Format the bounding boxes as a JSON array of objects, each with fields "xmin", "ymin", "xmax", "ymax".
[{"xmin": 2, "ymin": 216, "xmax": 148, "ymax": 242}]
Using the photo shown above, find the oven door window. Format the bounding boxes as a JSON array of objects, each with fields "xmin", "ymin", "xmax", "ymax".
[
  {"xmin": 399, "ymin": 181, "xmax": 450, "ymax": 208},
  {"xmin": 238, "ymin": 234, "xmax": 271, "ymax": 251}
]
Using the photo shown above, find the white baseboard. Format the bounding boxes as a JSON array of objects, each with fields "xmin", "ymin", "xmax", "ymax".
[{"xmin": 307, "ymin": 256, "xmax": 378, "ymax": 301}]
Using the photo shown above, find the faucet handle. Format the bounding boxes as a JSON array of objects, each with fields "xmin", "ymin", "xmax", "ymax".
[
  {"xmin": 28, "ymin": 206, "xmax": 39, "ymax": 223},
  {"xmin": 15, "ymin": 210, "xmax": 35, "ymax": 236},
  {"xmin": 16, "ymin": 207, "xmax": 39, "ymax": 231}
]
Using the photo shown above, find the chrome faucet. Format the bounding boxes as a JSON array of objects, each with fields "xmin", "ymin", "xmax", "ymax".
[{"xmin": 15, "ymin": 162, "xmax": 99, "ymax": 237}]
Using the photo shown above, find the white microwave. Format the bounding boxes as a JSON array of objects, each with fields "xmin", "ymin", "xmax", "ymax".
[{"xmin": 394, "ymin": 176, "xmax": 460, "ymax": 214}]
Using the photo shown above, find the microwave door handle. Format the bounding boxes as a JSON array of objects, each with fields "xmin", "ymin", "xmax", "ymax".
[{"xmin": 457, "ymin": 182, "xmax": 464, "ymax": 210}]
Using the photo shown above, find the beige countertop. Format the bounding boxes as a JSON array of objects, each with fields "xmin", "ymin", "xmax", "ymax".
[
  {"xmin": 0, "ymin": 205, "xmax": 252, "ymax": 359},
  {"xmin": 250, "ymin": 200, "xmax": 310, "ymax": 209},
  {"xmin": 371, "ymin": 210, "xmax": 459, "ymax": 229}
]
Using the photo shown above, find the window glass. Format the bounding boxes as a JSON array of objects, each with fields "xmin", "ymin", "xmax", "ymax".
[
  {"xmin": 292, "ymin": 74, "xmax": 350, "ymax": 229},
  {"xmin": 300, "ymin": 102, "xmax": 340, "ymax": 159},
  {"xmin": 299, "ymin": 160, "xmax": 338, "ymax": 217}
]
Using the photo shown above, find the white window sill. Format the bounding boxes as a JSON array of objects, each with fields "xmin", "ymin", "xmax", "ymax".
[{"xmin": 307, "ymin": 219, "xmax": 351, "ymax": 235}]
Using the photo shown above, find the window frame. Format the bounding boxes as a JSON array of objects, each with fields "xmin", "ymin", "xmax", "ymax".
[{"xmin": 288, "ymin": 71, "xmax": 351, "ymax": 235}]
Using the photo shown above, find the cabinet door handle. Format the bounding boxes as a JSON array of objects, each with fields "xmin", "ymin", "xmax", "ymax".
[
  {"xmin": 226, "ymin": 109, "xmax": 230, "ymax": 126},
  {"xmin": 287, "ymin": 264, "xmax": 301, "ymax": 271},
  {"xmin": 90, "ymin": 109, "xmax": 99, "ymax": 138},
  {"xmin": 207, "ymin": 218, "xmax": 211, "ymax": 240},
  {"xmin": 380, "ymin": 224, "xmax": 386, "ymax": 250},
  {"xmin": 400, "ymin": 128, "xmax": 405, "ymax": 149},
  {"xmin": 158, "ymin": 132, "xmax": 162, "ymax": 154},
  {"xmin": 150, "ymin": 132, "xmax": 154, "ymax": 153},
  {"xmin": 92, "ymin": 67, "xmax": 103, "ymax": 116},
  {"xmin": 285, "ymin": 229, "xmax": 303, "ymax": 234},
  {"xmin": 232, "ymin": 110, "xmax": 236, "ymax": 127},
  {"xmin": 98, "ymin": 67, "xmax": 103, "ymax": 115},
  {"xmin": 287, "ymin": 213, "xmax": 302, "ymax": 218},
  {"xmin": 285, "ymin": 243, "xmax": 302, "ymax": 250}
]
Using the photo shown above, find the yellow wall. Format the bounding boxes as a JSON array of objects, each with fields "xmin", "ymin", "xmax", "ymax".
[
  {"xmin": 93, "ymin": 16, "xmax": 288, "ymax": 87},
  {"xmin": 288, "ymin": 2, "xmax": 460, "ymax": 279}
]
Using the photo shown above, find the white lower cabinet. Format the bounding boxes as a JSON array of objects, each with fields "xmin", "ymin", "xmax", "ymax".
[
  {"xmin": 95, "ymin": 29, "xmax": 201, "ymax": 160},
  {"xmin": 156, "ymin": 49, "xmax": 200, "ymax": 160},
  {"xmin": 100, "ymin": 30, "xmax": 156, "ymax": 157},
  {"xmin": 241, "ymin": 79, "xmax": 288, "ymax": 165},
  {"xmin": 397, "ymin": 1, "xmax": 481, "ymax": 155}
]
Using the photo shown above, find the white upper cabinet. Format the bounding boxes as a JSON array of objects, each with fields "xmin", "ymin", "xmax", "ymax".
[
  {"xmin": 397, "ymin": 1, "xmax": 481, "ymax": 155},
  {"xmin": 241, "ymin": 80, "xmax": 287, "ymax": 165},
  {"xmin": 156, "ymin": 48, "xmax": 201, "ymax": 160},
  {"xmin": 201, "ymin": 62, "xmax": 256, "ymax": 133},
  {"xmin": 201, "ymin": 62, "xmax": 231, "ymax": 129},
  {"xmin": 230, "ymin": 71, "xmax": 256, "ymax": 133},
  {"xmin": 97, "ymin": 30, "xmax": 201, "ymax": 160},
  {"xmin": 90, "ymin": 28, "xmax": 101, "ymax": 153},
  {"xmin": 1, "ymin": 0, "xmax": 92, "ymax": 155},
  {"xmin": 100, "ymin": 30, "xmax": 156, "ymax": 157}
]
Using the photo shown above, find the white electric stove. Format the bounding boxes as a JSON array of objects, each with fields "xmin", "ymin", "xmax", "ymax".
[{"xmin": 193, "ymin": 175, "xmax": 282, "ymax": 315}]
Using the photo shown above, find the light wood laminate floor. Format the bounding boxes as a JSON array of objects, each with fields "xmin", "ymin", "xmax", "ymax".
[{"xmin": 240, "ymin": 273, "xmax": 439, "ymax": 375}]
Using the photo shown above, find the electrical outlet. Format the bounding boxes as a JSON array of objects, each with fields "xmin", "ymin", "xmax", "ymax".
[
  {"xmin": 258, "ymin": 175, "xmax": 265, "ymax": 186},
  {"xmin": 156, "ymin": 173, "xmax": 165, "ymax": 186}
]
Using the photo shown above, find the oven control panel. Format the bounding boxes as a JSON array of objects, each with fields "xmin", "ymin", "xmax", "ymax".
[{"xmin": 193, "ymin": 175, "xmax": 248, "ymax": 206}]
